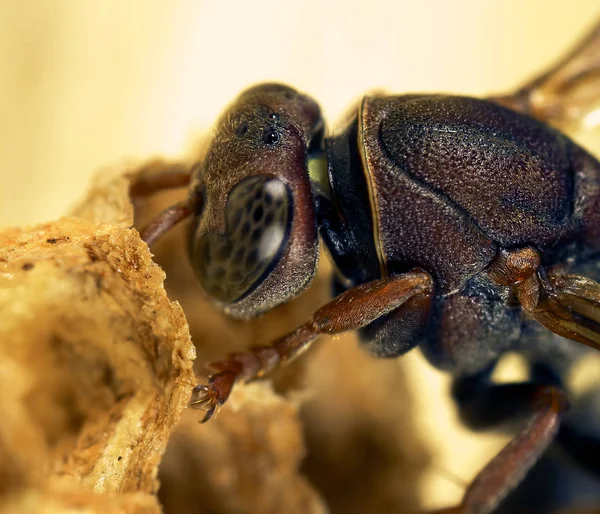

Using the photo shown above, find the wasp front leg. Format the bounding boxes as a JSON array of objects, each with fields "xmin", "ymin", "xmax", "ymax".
[
  {"xmin": 189, "ymin": 270, "xmax": 433, "ymax": 421},
  {"xmin": 129, "ymin": 160, "xmax": 202, "ymax": 246}
]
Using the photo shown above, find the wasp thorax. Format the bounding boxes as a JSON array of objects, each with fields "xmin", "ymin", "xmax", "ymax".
[{"xmin": 195, "ymin": 175, "xmax": 292, "ymax": 304}]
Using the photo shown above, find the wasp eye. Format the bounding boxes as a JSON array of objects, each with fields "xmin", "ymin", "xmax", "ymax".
[
  {"xmin": 262, "ymin": 127, "xmax": 280, "ymax": 145},
  {"xmin": 195, "ymin": 176, "xmax": 292, "ymax": 303}
]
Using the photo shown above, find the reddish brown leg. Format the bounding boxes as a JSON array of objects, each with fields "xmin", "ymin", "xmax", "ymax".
[
  {"xmin": 189, "ymin": 270, "xmax": 434, "ymax": 421},
  {"xmin": 129, "ymin": 161, "xmax": 200, "ymax": 246},
  {"xmin": 486, "ymin": 247, "xmax": 600, "ymax": 351},
  {"xmin": 517, "ymin": 271, "xmax": 600, "ymax": 351},
  {"xmin": 430, "ymin": 385, "xmax": 569, "ymax": 514},
  {"xmin": 139, "ymin": 201, "xmax": 193, "ymax": 246}
]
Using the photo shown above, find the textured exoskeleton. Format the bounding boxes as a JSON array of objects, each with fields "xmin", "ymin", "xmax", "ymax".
[
  {"xmin": 130, "ymin": 20, "xmax": 600, "ymax": 514},
  {"xmin": 323, "ymin": 94, "xmax": 600, "ymax": 374}
]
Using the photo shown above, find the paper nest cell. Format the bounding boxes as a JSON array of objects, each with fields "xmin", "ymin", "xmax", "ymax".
[{"xmin": 0, "ymin": 167, "xmax": 193, "ymax": 513}]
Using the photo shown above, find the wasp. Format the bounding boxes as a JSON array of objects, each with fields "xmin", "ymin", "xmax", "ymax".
[{"xmin": 130, "ymin": 20, "xmax": 600, "ymax": 514}]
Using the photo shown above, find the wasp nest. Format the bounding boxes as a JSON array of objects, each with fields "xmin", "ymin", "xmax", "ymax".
[{"xmin": 0, "ymin": 170, "xmax": 194, "ymax": 513}]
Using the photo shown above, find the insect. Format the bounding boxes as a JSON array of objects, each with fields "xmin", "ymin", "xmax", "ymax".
[{"xmin": 130, "ymin": 21, "xmax": 600, "ymax": 514}]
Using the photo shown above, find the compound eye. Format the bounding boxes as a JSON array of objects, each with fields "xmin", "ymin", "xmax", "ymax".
[{"xmin": 196, "ymin": 176, "xmax": 292, "ymax": 304}]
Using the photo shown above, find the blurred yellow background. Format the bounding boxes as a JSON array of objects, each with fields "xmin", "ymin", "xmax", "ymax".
[
  {"xmin": 2, "ymin": 1, "xmax": 600, "ymax": 227},
  {"xmin": 2, "ymin": 1, "xmax": 600, "ymax": 510}
]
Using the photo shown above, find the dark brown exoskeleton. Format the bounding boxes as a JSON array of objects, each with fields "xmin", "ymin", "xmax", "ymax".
[{"xmin": 130, "ymin": 21, "xmax": 600, "ymax": 514}]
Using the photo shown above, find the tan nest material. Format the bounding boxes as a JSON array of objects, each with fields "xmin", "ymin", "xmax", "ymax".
[{"xmin": 0, "ymin": 169, "xmax": 195, "ymax": 513}]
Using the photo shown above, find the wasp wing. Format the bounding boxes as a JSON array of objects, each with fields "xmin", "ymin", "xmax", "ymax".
[{"xmin": 488, "ymin": 18, "xmax": 600, "ymax": 130}]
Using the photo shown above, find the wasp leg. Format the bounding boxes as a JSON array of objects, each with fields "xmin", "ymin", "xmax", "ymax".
[
  {"xmin": 434, "ymin": 373, "xmax": 570, "ymax": 514},
  {"xmin": 488, "ymin": 18, "xmax": 600, "ymax": 127},
  {"xmin": 517, "ymin": 271, "xmax": 600, "ymax": 352},
  {"xmin": 359, "ymin": 293, "xmax": 433, "ymax": 358},
  {"xmin": 485, "ymin": 247, "xmax": 600, "ymax": 351},
  {"xmin": 529, "ymin": 364, "xmax": 600, "ymax": 479},
  {"xmin": 557, "ymin": 387, "xmax": 600, "ymax": 478},
  {"xmin": 129, "ymin": 161, "xmax": 199, "ymax": 246},
  {"xmin": 139, "ymin": 201, "xmax": 192, "ymax": 246},
  {"xmin": 189, "ymin": 270, "xmax": 434, "ymax": 422},
  {"xmin": 129, "ymin": 160, "xmax": 193, "ymax": 199}
]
